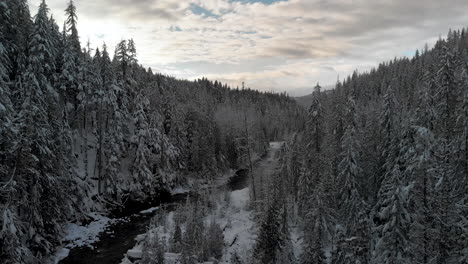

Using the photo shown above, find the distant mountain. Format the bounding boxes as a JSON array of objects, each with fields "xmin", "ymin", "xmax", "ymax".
[{"xmin": 294, "ymin": 85, "xmax": 334, "ymax": 108}]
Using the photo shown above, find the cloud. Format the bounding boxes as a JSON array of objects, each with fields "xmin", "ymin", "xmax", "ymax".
[{"xmin": 35, "ymin": 0, "xmax": 468, "ymax": 96}]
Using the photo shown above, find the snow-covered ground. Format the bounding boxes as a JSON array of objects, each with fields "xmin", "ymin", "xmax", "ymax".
[
  {"xmin": 47, "ymin": 212, "xmax": 119, "ymax": 263},
  {"xmin": 120, "ymin": 186, "xmax": 256, "ymax": 264},
  {"xmin": 220, "ymin": 187, "xmax": 257, "ymax": 263},
  {"xmin": 61, "ymin": 212, "xmax": 122, "ymax": 249},
  {"xmin": 121, "ymin": 142, "xmax": 292, "ymax": 264}
]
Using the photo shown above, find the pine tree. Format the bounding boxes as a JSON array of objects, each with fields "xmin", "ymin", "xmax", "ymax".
[
  {"xmin": 0, "ymin": 9, "xmax": 21, "ymax": 252},
  {"xmin": 183, "ymin": 201, "xmax": 205, "ymax": 260},
  {"xmin": 371, "ymin": 162, "xmax": 413, "ymax": 264},
  {"xmin": 96, "ymin": 44, "xmax": 113, "ymax": 194},
  {"xmin": 3, "ymin": 0, "xmax": 33, "ymax": 83},
  {"xmin": 405, "ymin": 81, "xmax": 440, "ymax": 263},
  {"xmin": 462, "ymin": 70, "xmax": 468, "ymax": 191},
  {"xmin": 142, "ymin": 232, "xmax": 165, "ymax": 264},
  {"xmin": 337, "ymin": 96, "xmax": 367, "ymax": 227},
  {"xmin": 204, "ymin": 218, "xmax": 224, "ymax": 260},
  {"xmin": 13, "ymin": 0, "xmax": 72, "ymax": 257},
  {"xmin": 299, "ymin": 83, "xmax": 324, "ymax": 216},
  {"xmin": 377, "ymin": 85, "xmax": 398, "ymax": 199},
  {"xmin": 401, "ymin": 125, "xmax": 439, "ymax": 263},
  {"xmin": 433, "ymin": 45, "xmax": 459, "ymax": 262},
  {"xmin": 103, "ymin": 81, "xmax": 123, "ymax": 198},
  {"xmin": 334, "ymin": 96, "xmax": 369, "ymax": 263},
  {"xmin": 127, "ymin": 38, "xmax": 137, "ymax": 64},
  {"xmin": 115, "ymin": 40, "xmax": 128, "ymax": 75},
  {"xmin": 458, "ymin": 68, "xmax": 468, "ymax": 263},
  {"xmin": 130, "ymin": 89, "xmax": 154, "ymax": 197},
  {"xmin": 0, "ymin": 0, "xmax": 16, "ymax": 192},
  {"xmin": 62, "ymin": 0, "xmax": 82, "ymax": 126},
  {"xmin": 64, "ymin": 0, "xmax": 80, "ymax": 53},
  {"xmin": 253, "ymin": 191, "xmax": 285, "ymax": 263},
  {"xmin": 58, "ymin": 32, "xmax": 78, "ymax": 126},
  {"xmin": 301, "ymin": 183, "xmax": 335, "ymax": 264},
  {"xmin": 171, "ymin": 223, "xmax": 182, "ymax": 253}
]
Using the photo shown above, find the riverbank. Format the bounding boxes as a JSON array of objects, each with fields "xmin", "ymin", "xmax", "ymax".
[
  {"xmin": 120, "ymin": 142, "xmax": 287, "ymax": 264},
  {"xmin": 50, "ymin": 169, "xmax": 241, "ymax": 263}
]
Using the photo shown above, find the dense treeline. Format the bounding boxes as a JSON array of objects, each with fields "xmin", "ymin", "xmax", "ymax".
[
  {"xmin": 0, "ymin": 0, "xmax": 303, "ymax": 262},
  {"xmin": 254, "ymin": 29, "xmax": 468, "ymax": 263}
]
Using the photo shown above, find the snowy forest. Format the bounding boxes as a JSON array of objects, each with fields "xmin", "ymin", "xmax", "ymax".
[{"xmin": 1, "ymin": 0, "xmax": 468, "ymax": 264}]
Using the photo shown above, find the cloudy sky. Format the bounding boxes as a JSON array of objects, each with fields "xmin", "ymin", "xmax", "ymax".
[{"xmin": 31, "ymin": 0, "xmax": 468, "ymax": 96}]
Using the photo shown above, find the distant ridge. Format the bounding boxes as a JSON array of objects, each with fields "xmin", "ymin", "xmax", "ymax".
[{"xmin": 294, "ymin": 85, "xmax": 334, "ymax": 108}]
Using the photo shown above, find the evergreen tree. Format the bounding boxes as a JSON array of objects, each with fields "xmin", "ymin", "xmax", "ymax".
[
  {"xmin": 377, "ymin": 85, "xmax": 398, "ymax": 199},
  {"xmin": 103, "ymin": 81, "xmax": 123, "ymax": 198},
  {"xmin": 204, "ymin": 218, "xmax": 224, "ymax": 260},
  {"xmin": 64, "ymin": 0, "xmax": 80, "ymax": 53},
  {"xmin": 253, "ymin": 190, "xmax": 286, "ymax": 263},
  {"xmin": 13, "ymin": 0, "xmax": 74, "ymax": 258},
  {"xmin": 171, "ymin": 223, "xmax": 182, "ymax": 253},
  {"xmin": 142, "ymin": 232, "xmax": 165, "ymax": 264},
  {"xmin": 183, "ymin": 202, "xmax": 205, "ymax": 260},
  {"xmin": 3, "ymin": 0, "xmax": 32, "ymax": 85},
  {"xmin": 299, "ymin": 83, "xmax": 324, "ymax": 216},
  {"xmin": 371, "ymin": 162, "xmax": 413, "ymax": 264},
  {"xmin": 301, "ymin": 183, "xmax": 335, "ymax": 264},
  {"xmin": 130, "ymin": 89, "xmax": 154, "ymax": 197},
  {"xmin": 0, "ymin": 0, "xmax": 15, "ymax": 196},
  {"xmin": 334, "ymin": 96, "xmax": 369, "ymax": 263}
]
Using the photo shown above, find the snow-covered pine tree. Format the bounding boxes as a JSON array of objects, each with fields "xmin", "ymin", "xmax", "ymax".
[
  {"xmin": 183, "ymin": 201, "xmax": 205, "ymax": 261},
  {"xmin": 58, "ymin": 31, "xmax": 78, "ymax": 131},
  {"xmin": 432, "ymin": 44, "xmax": 459, "ymax": 262},
  {"xmin": 2, "ymin": 0, "xmax": 32, "ymax": 87},
  {"xmin": 76, "ymin": 46, "xmax": 98, "ymax": 181},
  {"xmin": 403, "ymin": 80, "xmax": 440, "ymax": 263},
  {"xmin": 299, "ymin": 83, "xmax": 324, "ymax": 216},
  {"xmin": 377, "ymin": 85, "xmax": 399, "ymax": 200},
  {"xmin": 0, "ymin": 1, "xmax": 15, "ymax": 170},
  {"xmin": 253, "ymin": 181, "xmax": 286, "ymax": 263},
  {"xmin": 371, "ymin": 161, "xmax": 413, "ymax": 263},
  {"xmin": 462, "ymin": 67, "xmax": 468, "ymax": 191},
  {"xmin": 402, "ymin": 124, "xmax": 439, "ymax": 264},
  {"xmin": 171, "ymin": 223, "xmax": 182, "ymax": 253},
  {"xmin": 301, "ymin": 182, "xmax": 335, "ymax": 264},
  {"xmin": 284, "ymin": 133, "xmax": 303, "ymax": 203},
  {"xmin": 96, "ymin": 44, "xmax": 113, "ymax": 194},
  {"xmin": 12, "ymin": 0, "xmax": 79, "ymax": 258},
  {"xmin": 0, "ymin": 5, "xmax": 23, "ymax": 262},
  {"xmin": 127, "ymin": 38, "xmax": 137, "ymax": 65},
  {"xmin": 130, "ymin": 89, "xmax": 154, "ymax": 197},
  {"xmin": 64, "ymin": 0, "xmax": 80, "ymax": 53},
  {"xmin": 101, "ymin": 44, "xmax": 125, "ymax": 199},
  {"xmin": 141, "ymin": 231, "xmax": 165, "ymax": 264},
  {"xmin": 112, "ymin": 40, "xmax": 131, "ymax": 148},
  {"xmin": 334, "ymin": 96, "xmax": 369, "ymax": 263},
  {"xmin": 103, "ymin": 80, "xmax": 124, "ymax": 199},
  {"xmin": 62, "ymin": 0, "xmax": 82, "ymax": 127},
  {"xmin": 114, "ymin": 40, "xmax": 128, "ymax": 80},
  {"xmin": 458, "ymin": 67, "xmax": 468, "ymax": 263},
  {"xmin": 204, "ymin": 218, "xmax": 224, "ymax": 260}
]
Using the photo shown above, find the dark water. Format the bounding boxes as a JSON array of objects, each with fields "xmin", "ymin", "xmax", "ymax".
[
  {"xmin": 59, "ymin": 170, "xmax": 248, "ymax": 264},
  {"xmin": 227, "ymin": 169, "xmax": 250, "ymax": 191}
]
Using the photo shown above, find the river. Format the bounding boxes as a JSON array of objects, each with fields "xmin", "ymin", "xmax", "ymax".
[{"xmin": 59, "ymin": 169, "xmax": 250, "ymax": 264}]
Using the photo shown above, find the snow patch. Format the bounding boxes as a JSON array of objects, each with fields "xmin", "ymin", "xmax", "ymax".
[
  {"xmin": 220, "ymin": 187, "xmax": 257, "ymax": 263},
  {"xmin": 230, "ymin": 188, "xmax": 250, "ymax": 209},
  {"xmin": 269, "ymin": 141, "xmax": 284, "ymax": 149},
  {"xmin": 62, "ymin": 213, "xmax": 114, "ymax": 249},
  {"xmin": 139, "ymin": 207, "xmax": 159, "ymax": 215},
  {"xmin": 46, "ymin": 247, "xmax": 70, "ymax": 264}
]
